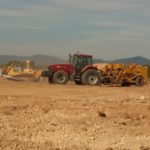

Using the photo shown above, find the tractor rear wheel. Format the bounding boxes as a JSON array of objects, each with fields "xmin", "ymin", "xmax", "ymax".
[
  {"xmin": 81, "ymin": 69, "xmax": 101, "ymax": 85},
  {"xmin": 53, "ymin": 70, "xmax": 68, "ymax": 84},
  {"xmin": 135, "ymin": 76, "xmax": 144, "ymax": 86}
]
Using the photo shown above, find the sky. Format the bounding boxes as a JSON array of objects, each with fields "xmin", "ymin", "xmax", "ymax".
[{"xmin": 0, "ymin": 0, "xmax": 150, "ymax": 60}]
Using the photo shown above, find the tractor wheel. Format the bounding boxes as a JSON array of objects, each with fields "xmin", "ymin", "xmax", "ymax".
[
  {"xmin": 53, "ymin": 70, "xmax": 68, "ymax": 84},
  {"xmin": 135, "ymin": 76, "xmax": 144, "ymax": 86},
  {"xmin": 81, "ymin": 69, "xmax": 101, "ymax": 85}
]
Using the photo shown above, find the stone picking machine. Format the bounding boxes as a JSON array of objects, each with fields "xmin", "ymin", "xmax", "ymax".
[{"xmin": 95, "ymin": 63, "xmax": 148, "ymax": 86}]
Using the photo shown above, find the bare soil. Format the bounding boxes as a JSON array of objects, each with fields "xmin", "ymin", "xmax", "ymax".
[{"xmin": 0, "ymin": 77, "xmax": 150, "ymax": 150}]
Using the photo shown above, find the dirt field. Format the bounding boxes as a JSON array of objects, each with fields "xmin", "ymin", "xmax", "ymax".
[{"xmin": 0, "ymin": 77, "xmax": 150, "ymax": 150}]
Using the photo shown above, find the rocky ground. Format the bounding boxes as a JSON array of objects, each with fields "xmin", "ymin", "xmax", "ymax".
[{"xmin": 0, "ymin": 77, "xmax": 150, "ymax": 150}]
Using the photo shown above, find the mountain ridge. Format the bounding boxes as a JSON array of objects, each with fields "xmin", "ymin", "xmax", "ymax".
[
  {"xmin": 0, "ymin": 55, "xmax": 150, "ymax": 66},
  {"xmin": 0, "ymin": 55, "xmax": 67, "ymax": 66},
  {"xmin": 93, "ymin": 56, "xmax": 150, "ymax": 65}
]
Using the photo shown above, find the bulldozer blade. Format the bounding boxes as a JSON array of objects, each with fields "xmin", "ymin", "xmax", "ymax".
[{"xmin": 2, "ymin": 75, "xmax": 24, "ymax": 81}]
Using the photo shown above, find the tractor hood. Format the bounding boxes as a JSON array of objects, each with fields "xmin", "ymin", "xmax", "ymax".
[
  {"xmin": 50, "ymin": 64, "xmax": 72, "ymax": 67},
  {"xmin": 48, "ymin": 64, "xmax": 74, "ymax": 74}
]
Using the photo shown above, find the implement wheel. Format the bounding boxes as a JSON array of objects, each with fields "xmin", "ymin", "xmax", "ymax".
[
  {"xmin": 53, "ymin": 70, "xmax": 68, "ymax": 84},
  {"xmin": 81, "ymin": 69, "xmax": 101, "ymax": 85},
  {"xmin": 135, "ymin": 76, "xmax": 144, "ymax": 86}
]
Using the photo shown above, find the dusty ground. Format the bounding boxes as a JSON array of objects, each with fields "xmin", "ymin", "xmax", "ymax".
[{"xmin": 0, "ymin": 77, "xmax": 150, "ymax": 150}]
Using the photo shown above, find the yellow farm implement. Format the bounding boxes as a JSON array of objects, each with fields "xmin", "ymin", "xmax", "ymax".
[{"xmin": 2, "ymin": 60, "xmax": 42, "ymax": 81}]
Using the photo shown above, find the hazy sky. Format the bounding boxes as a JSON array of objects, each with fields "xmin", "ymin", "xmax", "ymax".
[{"xmin": 0, "ymin": 0, "xmax": 150, "ymax": 59}]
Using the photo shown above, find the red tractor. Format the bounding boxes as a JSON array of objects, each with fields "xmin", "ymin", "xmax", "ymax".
[{"xmin": 41, "ymin": 53, "xmax": 101, "ymax": 85}]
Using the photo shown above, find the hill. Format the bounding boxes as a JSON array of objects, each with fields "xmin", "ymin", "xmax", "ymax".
[
  {"xmin": 93, "ymin": 56, "xmax": 150, "ymax": 65},
  {"xmin": 93, "ymin": 59, "xmax": 107, "ymax": 63},
  {"xmin": 0, "ymin": 55, "xmax": 150, "ymax": 66},
  {"xmin": 113, "ymin": 56, "xmax": 150, "ymax": 65},
  {"xmin": 0, "ymin": 55, "xmax": 67, "ymax": 66}
]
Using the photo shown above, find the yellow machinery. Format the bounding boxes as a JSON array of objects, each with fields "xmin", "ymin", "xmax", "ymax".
[
  {"xmin": 95, "ymin": 63, "xmax": 148, "ymax": 86},
  {"xmin": 2, "ymin": 60, "xmax": 42, "ymax": 81}
]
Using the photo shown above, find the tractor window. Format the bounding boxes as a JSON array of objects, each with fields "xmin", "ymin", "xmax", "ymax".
[
  {"xmin": 87, "ymin": 57, "xmax": 93, "ymax": 65},
  {"xmin": 72, "ymin": 56, "xmax": 78, "ymax": 66},
  {"xmin": 69, "ymin": 55, "xmax": 93, "ymax": 66},
  {"xmin": 79, "ymin": 57, "xmax": 92, "ymax": 65}
]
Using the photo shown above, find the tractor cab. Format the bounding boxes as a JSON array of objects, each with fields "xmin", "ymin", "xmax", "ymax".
[{"xmin": 69, "ymin": 53, "xmax": 93, "ymax": 72}]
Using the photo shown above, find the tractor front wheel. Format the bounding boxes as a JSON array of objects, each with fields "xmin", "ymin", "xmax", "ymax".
[
  {"xmin": 81, "ymin": 69, "xmax": 101, "ymax": 85},
  {"xmin": 53, "ymin": 70, "xmax": 68, "ymax": 84}
]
